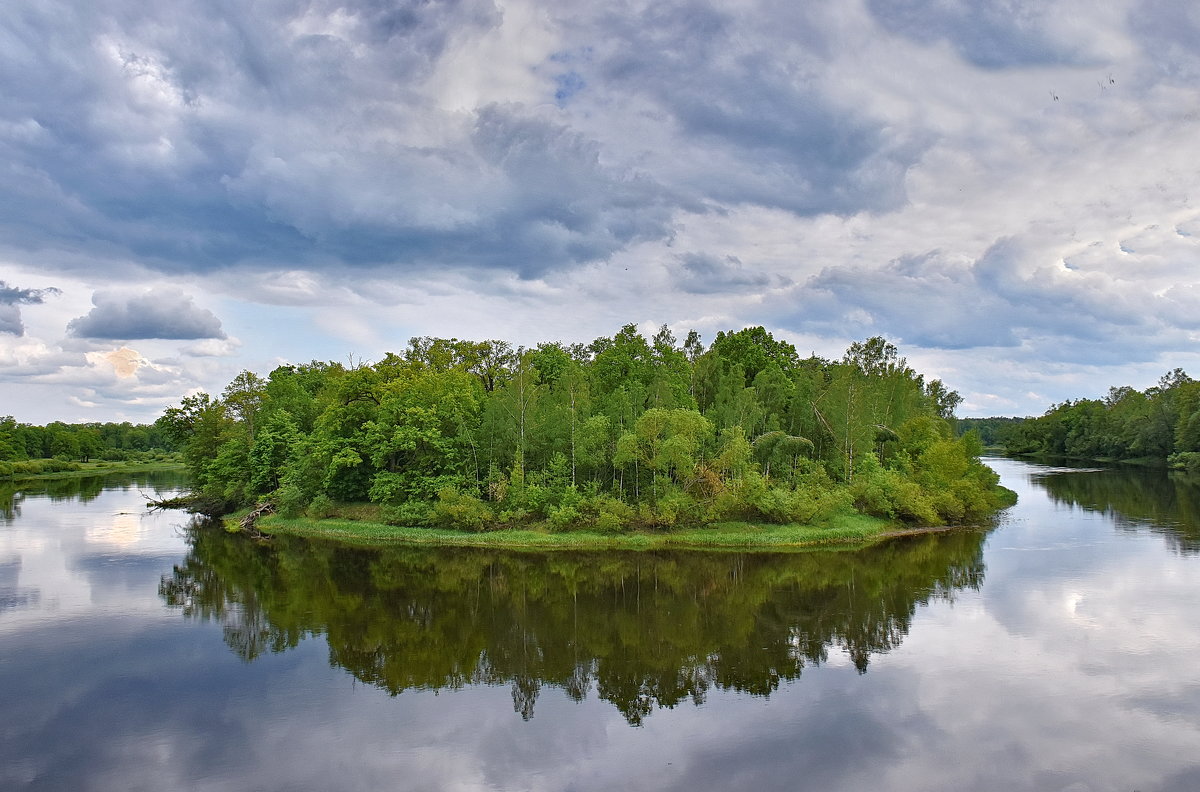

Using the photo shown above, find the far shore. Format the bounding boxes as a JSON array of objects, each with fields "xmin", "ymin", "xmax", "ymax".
[{"xmin": 5, "ymin": 460, "xmax": 187, "ymax": 483}]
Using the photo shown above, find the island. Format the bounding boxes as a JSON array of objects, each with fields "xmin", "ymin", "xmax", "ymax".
[{"xmin": 156, "ymin": 325, "xmax": 1015, "ymax": 548}]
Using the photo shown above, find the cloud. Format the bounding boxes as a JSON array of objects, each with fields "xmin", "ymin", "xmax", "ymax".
[
  {"xmin": 864, "ymin": 0, "xmax": 1126, "ymax": 69},
  {"xmin": 772, "ymin": 233, "xmax": 1200, "ymax": 364},
  {"xmin": 2, "ymin": 0, "xmax": 1200, "ymax": 420},
  {"xmin": 0, "ymin": 0, "xmax": 679, "ymax": 279},
  {"xmin": 673, "ymin": 253, "xmax": 782, "ymax": 295},
  {"xmin": 99, "ymin": 346, "xmax": 145, "ymax": 378},
  {"xmin": 551, "ymin": 1, "xmax": 928, "ymax": 217},
  {"xmin": 182, "ymin": 337, "xmax": 242, "ymax": 358},
  {"xmin": 68, "ymin": 289, "xmax": 226, "ymax": 340},
  {"xmin": 0, "ymin": 0, "xmax": 934, "ymax": 283},
  {"xmin": 1130, "ymin": 0, "xmax": 1200, "ymax": 80},
  {"xmin": 0, "ymin": 281, "xmax": 60, "ymax": 336}
]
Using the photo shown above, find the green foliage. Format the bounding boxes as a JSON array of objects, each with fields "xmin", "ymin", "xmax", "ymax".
[
  {"xmin": 614, "ymin": 408, "xmax": 713, "ymax": 498},
  {"xmin": 159, "ymin": 325, "xmax": 1009, "ymax": 529},
  {"xmin": 4, "ymin": 458, "xmax": 83, "ymax": 476},
  {"xmin": 1168, "ymin": 451, "xmax": 1200, "ymax": 475},
  {"xmin": 381, "ymin": 500, "xmax": 432, "ymax": 527},
  {"xmin": 248, "ymin": 411, "xmax": 300, "ymax": 494},
  {"xmin": 305, "ymin": 494, "xmax": 337, "ymax": 518},
  {"xmin": 707, "ymin": 326, "xmax": 800, "ymax": 386},
  {"xmin": 431, "ymin": 487, "xmax": 495, "ymax": 531},
  {"xmin": 0, "ymin": 415, "xmax": 177, "ymax": 468},
  {"xmin": 850, "ymin": 453, "xmax": 939, "ymax": 524},
  {"xmin": 956, "ymin": 416, "xmax": 1025, "ymax": 446},
  {"xmin": 1002, "ymin": 370, "xmax": 1197, "ymax": 463}
]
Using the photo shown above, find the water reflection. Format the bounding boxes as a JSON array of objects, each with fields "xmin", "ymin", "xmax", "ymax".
[
  {"xmin": 0, "ymin": 470, "xmax": 187, "ymax": 522},
  {"xmin": 10, "ymin": 461, "xmax": 1200, "ymax": 791},
  {"xmin": 161, "ymin": 527, "xmax": 988, "ymax": 724},
  {"xmin": 0, "ymin": 555, "xmax": 39, "ymax": 612},
  {"xmin": 1036, "ymin": 465, "xmax": 1200, "ymax": 553}
]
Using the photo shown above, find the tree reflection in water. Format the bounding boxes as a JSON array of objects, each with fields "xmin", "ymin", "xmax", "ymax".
[
  {"xmin": 1, "ymin": 470, "xmax": 187, "ymax": 522},
  {"xmin": 161, "ymin": 526, "xmax": 988, "ymax": 725},
  {"xmin": 1037, "ymin": 466, "xmax": 1200, "ymax": 554}
]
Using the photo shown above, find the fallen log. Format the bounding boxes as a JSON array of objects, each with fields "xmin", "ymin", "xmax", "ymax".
[
  {"xmin": 144, "ymin": 493, "xmax": 195, "ymax": 511},
  {"xmin": 239, "ymin": 501, "xmax": 275, "ymax": 539}
]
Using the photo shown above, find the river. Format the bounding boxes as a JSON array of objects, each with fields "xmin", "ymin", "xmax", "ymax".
[{"xmin": 2, "ymin": 458, "xmax": 1200, "ymax": 791}]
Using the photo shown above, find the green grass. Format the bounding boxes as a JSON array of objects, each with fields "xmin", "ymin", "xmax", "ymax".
[
  {"xmin": 249, "ymin": 510, "xmax": 941, "ymax": 552},
  {"xmin": 5, "ymin": 460, "xmax": 187, "ymax": 482}
]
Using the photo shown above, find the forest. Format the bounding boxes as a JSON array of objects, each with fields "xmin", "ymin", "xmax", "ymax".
[
  {"xmin": 1001, "ymin": 368, "xmax": 1200, "ymax": 472},
  {"xmin": 955, "ymin": 416, "xmax": 1026, "ymax": 447},
  {"xmin": 157, "ymin": 325, "xmax": 1009, "ymax": 532}
]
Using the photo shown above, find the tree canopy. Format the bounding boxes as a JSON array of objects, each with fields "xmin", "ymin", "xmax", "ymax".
[
  {"xmin": 160, "ymin": 325, "xmax": 1007, "ymax": 530},
  {"xmin": 1000, "ymin": 369, "xmax": 1200, "ymax": 472}
]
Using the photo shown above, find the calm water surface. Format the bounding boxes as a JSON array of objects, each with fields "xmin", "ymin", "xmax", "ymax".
[{"xmin": 3, "ymin": 459, "xmax": 1200, "ymax": 791}]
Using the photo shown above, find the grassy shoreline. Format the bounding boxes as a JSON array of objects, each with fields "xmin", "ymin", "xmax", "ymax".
[
  {"xmin": 245, "ymin": 511, "xmax": 987, "ymax": 552},
  {"xmin": 1004, "ymin": 451, "xmax": 1166, "ymax": 468},
  {"xmin": 5, "ymin": 460, "xmax": 187, "ymax": 482}
]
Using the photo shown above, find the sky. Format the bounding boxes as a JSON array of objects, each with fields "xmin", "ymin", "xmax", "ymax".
[{"xmin": 2, "ymin": 0, "xmax": 1200, "ymax": 424}]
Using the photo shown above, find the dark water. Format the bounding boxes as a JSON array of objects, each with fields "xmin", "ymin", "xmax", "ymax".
[{"xmin": 3, "ymin": 460, "xmax": 1200, "ymax": 791}]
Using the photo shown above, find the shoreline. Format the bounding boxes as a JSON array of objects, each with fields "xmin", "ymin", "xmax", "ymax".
[
  {"xmin": 4, "ymin": 461, "xmax": 187, "ymax": 483},
  {"xmin": 1001, "ymin": 451, "xmax": 1166, "ymax": 468},
  {"xmin": 242, "ymin": 511, "xmax": 994, "ymax": 552}
]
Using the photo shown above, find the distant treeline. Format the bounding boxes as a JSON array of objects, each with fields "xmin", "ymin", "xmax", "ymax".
[
  {"xmin": 0, "ymin": 416, "xmax": 178, "ymax": 465},
  {"xmin": 997, "ymin": 369, "xmax": 1200, "ymax": 471},
  {"xmin": 956, "ymin": 417, "xmax": 1026, "ymax": 446},
  {"xmin": 159, "ymin": 325, "xmax": 1009, "ymax": 531}
]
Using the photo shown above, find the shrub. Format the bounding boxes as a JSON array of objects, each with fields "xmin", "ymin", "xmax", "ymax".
[
  {"xmin": 521, "ymin": 484, "xmax": 553, "ymax": 518},
  {"xmin": 1169, "ymin": 451, "xmax": 1200, "ymax": 475},
  {"xmin": 707, "ymin": 490, "xmax": 752, "ymax": 522},
  {"xmin": 652, "ymin": 489, "xmax": 698, "ymax": 527},
  {"xmin": 381, "ymin": 500, "xmax": 432, "ymax": 527},
  {"xmin": 749, "ymin": 487, "xmax": 815, "ymax": 524},
  {"xmin": 268, "ymin": 484, "xmax": 307, "ymax": 518},
  {"xmin": 581, "ymin": 495, "xmax": 634, "ymax": 533},
  {"xmin": 851, "ymin": 455, "xmax": 939, "ymax": 525},
  {"xmin": 497, "ymin": 507, "xmax": 530, "ymax": 526},
  {"xmin": 547, "ymin": 503, "xmax": 583, "ymax": 531},
  {"xmin": 302, "ymin": 493, "xmax": 334, "ymax": 518},
  {"xmin": 430, "ymin": 487, "xmax": 494, "ymax": 531}
]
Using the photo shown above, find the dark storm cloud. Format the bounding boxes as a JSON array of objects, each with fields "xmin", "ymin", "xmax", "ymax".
[
  {"xmin": 0, "ymin": 281, "xmax": 60, "ymax": 336},
  {"xmin": 865, "ymin": 0, "xmax": 1093, "ymax": 69},
  {"xmin": 0, "ymin": 0, "xmax": 926, "ymax": 285},
  {"xmin": 0, "ymin": 0, "xmax": 674, "ymax": 278},
  {"xmin": 1, "ymin": 0, "xmax": 496, "ymax": 268},
  {"xmin": 68, "ymin": 289, "xmax": 226, "ymax": 340},
  {"xmin": 564, "ymin": 0, "xmax": 927, "ymax": 215}
]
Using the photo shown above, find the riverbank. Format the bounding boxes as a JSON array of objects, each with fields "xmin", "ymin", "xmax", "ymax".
[
  {"xmin": 243, "ymin": 510, "xmax": 989, "ymax": 551},
  {"xmin": 4, "ymin": 460, "xmax": 187, "ymax": 482},
  {"xmin": 1004, "ymin": 451, "xmax": 1166, "ymax": 468}
]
